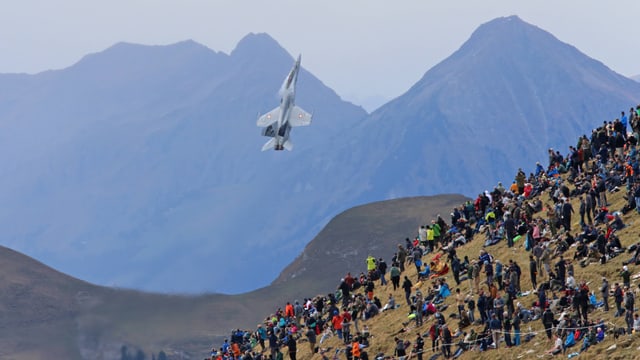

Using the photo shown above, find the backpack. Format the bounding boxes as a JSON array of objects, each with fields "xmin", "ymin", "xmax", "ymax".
[{"xmin": 564, "ymin": 332, "xmax": 576, "ymax": 347}]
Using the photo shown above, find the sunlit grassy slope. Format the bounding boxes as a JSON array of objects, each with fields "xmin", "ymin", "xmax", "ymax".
[{"xmin": 289, "ymin": 177, "xmax": 640, "ymax": 360}]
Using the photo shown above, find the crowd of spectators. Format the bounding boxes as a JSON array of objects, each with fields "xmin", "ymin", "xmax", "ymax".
[{"xmin": 205, "ymin": 104, "xmax": 640, "ymax": 360}]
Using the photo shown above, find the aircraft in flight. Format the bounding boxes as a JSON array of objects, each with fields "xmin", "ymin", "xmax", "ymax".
[{"xmin": 257, "ymin": 54, "xmax": 312, "ymax": 151}]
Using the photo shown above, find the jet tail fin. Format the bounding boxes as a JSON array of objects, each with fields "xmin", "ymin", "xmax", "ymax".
[
  {"xmin": 283, "ymin": 140, "xmax": 293, "ymax": 151},
  {"xmin": 261, "ymin": 138, "xmax": 277, "ymax": 151}
]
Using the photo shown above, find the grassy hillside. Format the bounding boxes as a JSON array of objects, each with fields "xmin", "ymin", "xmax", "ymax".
[
  {"xmin": 274, "ymin": 195, "xmax": 468, "ymax": 292},
  {"xmin": 283, "ymin": 176, "xmax": 640, "ymax": 360}
]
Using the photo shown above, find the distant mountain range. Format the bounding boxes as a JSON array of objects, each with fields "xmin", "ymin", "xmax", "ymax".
[
  {"xmin": 632, "ymin": 74, "xmax": 640, "ymax": 82},
  {"xmin": 0, "ymin": 35, "xmax": 367, "ymax": 294},
  {"xmin": 0, "ymin": 16, "xmax": 639, "ymax": 294}
]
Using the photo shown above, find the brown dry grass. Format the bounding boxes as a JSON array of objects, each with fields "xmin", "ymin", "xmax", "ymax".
[{"xmin": 290, "ymin": 178, "xmax": 640, "ymax": 360}]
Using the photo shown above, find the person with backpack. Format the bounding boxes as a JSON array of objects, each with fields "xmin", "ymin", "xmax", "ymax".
[
  {"xmin": 484, "ymin": 260, "xmax": 494, "ymax": 286},
  {"xmin": 393, "ymin": 337, "xmax": 406, "ymax": 358}
]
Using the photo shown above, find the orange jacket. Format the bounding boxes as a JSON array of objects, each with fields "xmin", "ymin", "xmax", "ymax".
[
  {"xmin": 332, "ymin": 314, "xmax": 343, "ymax": 330},
  {"xmin": 285, "ymin": 303, "xmax": 294, "ymax": 318},
  {"xmin": 231, "ymin": 343, "xmax": 241, "ymax": 357},
  {"xmin": 352, "ymin": 341, "xmax": 361, "ymax": 358}
]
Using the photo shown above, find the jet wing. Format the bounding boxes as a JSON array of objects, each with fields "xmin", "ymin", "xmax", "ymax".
[
  {"xmin": 288, "ymin": 106, "xmax": 312, "ymax": 127},
  {"xmin": 257, "ymin": 107, "xmax": 280, "ymax": 127}
]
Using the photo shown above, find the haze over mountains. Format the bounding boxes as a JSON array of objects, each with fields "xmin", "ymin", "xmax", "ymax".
[{"xmin": 1, "ymin": 15, "xmax": 639, "ymax": 294}]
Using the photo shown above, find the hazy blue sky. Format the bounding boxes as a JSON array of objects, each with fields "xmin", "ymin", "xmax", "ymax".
[{"xmin": 1, "ymin": 1, "xmax": 638, "ymax": 111}]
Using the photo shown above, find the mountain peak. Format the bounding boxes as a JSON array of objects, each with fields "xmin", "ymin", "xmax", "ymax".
[
  {"xmin": 231, "ymin": 32, "xmax": 289, "ymax": 60},
  {"xmin": 465, "ymin": 15, "xmax": 550, "ymax": 48},
  {"xmin": 71, "ymin": 39, "xmax": 220, "ymax": 73},
  {"xmin": 98, "ymin": 39, "xmax": 212, "ymax": 56}
]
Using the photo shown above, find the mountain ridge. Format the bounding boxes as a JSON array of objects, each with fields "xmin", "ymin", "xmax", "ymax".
[
  {"xmin": 0, "ymin": 16, "xmax": 639, "ymax": 294},
  {"xmin": 0, "ymin": 33, "xmax": 368, "ymax": 294}
]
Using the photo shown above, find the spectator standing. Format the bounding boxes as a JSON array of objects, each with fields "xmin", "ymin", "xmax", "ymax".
[
  {"xmin": 562, "ymin": 198, "xmax": 574, "ymax": 232},
  {"xmin": 415, "ymin": 333, "xmax": 425, "ymax": 360},
  {"xmin": 601, "ymin": 277, "xmax": 610, "ymax": 312},
  {"xmin": 495, "ymin": 260, "xmax": 504, "ymax": 290},
  {"xmin": 441, "ymin": 324, "xmax": 452, "ymax": 358},
  {"xmin": 621, "ymin": 265, "xmax": 631, "ymax": 288},
  {"xmin": 485, "ymin": 260, "xmax": 494, "ymax": 286},
  {"xmin": 512, "ymin": 309, "xmax": 521, "ymax": 346},
  {"xmin": 390, "ymin": 264, "xmax": 401, "ymax": 291},
  {"xmin": 305, "ymin": 325, "xmax": 316, "ymax": 353},
  {"xmin": 529, "ymin": 255, "xmax": 538, "ymax": 290},
  {"xmin": 625, "ymin": 287, "xmax": 635, "ymax": 334},
  {"xmin": 614, "ymin": 283, "xmax": 624, "ymax": 317},
  {"xmin": 287, "ymin": 335, "xmax": 297, "ymax": 360},
  {"xmin": 377, "ymin": 258, "xmax": 388, "ymax": 286},
  {"xmin": 542, "ymin": 307, "xmax": 554, "ymax": 340},
  {"xmin": 489, "ymin": 313, "xmax": 502, "ymax": 348},
  {"xmin": 402, "ymin": 276, "xmax": 413, "ymax": 306},
  {"xmin": 397, "ymin": 245, "xmax": 407, "ymax": 272}
]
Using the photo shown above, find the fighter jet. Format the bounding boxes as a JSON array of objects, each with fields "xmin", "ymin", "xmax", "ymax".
[{"xmin": 257, "ymin": 54, "xmax": 312, "ymax": 151}]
